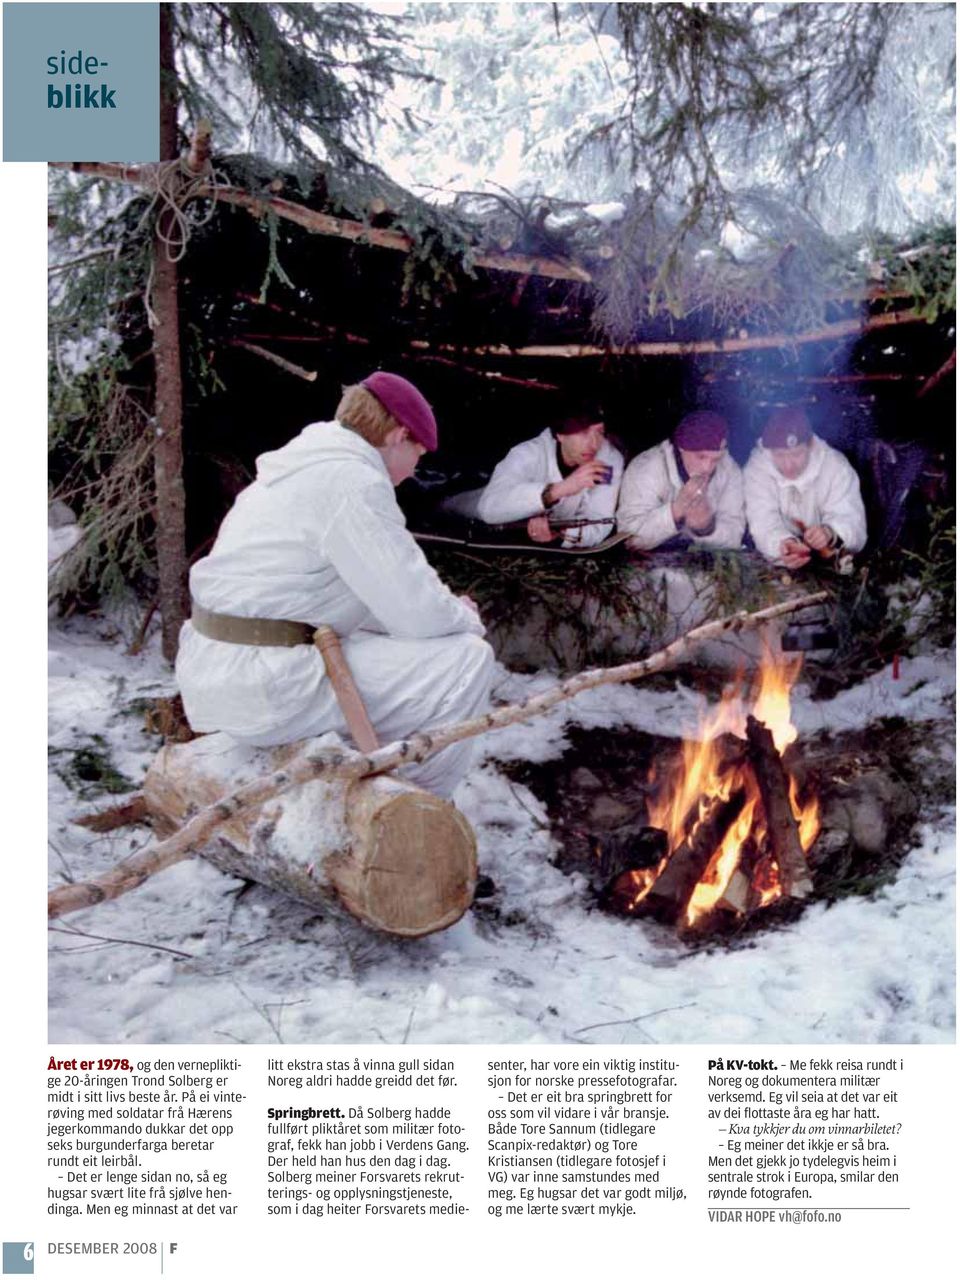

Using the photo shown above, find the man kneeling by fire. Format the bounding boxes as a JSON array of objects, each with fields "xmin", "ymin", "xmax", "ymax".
[{"xmin": 176, "ymin": 372, "xmax": 494, "ymax": 799}]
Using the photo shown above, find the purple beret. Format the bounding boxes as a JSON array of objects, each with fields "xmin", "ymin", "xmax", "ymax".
[
  {"xmin": 361, "ymin": 371, "xmax": 438, "ymax": 451},
  {"xmin": 547, "ymin": 390, "xmax": 603, "ymax": 436},
  {"xmin": 762, "ymin": 405, "xmax": 813, "ymax": 449},
  {"xmin": 555, "ymin": 407, "xmax": 602, "ymax": 436},
  {"xmin": 673, "ymin": 411, "xmax": 728, "ymax": 451}
]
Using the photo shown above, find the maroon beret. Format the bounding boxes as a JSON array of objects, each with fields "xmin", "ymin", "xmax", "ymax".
[
  {"xmin": 762, "ymin": 405, "xmax": 813, "ymax": 449},
  {"xmin": 673, "ymin": 411, "xmax": 728, "ymax": 451},
  {"xmin": 361, "ymin": 371, "xmax": 438, "ymax": 451}
]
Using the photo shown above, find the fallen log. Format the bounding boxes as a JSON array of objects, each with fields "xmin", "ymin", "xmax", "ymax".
[
  {"xmin": 49, "ymin": 592, "xmax": 826, "ymax": 930},
  {"xmin": 61, "ymin": 735, "xmax": 477, "ymax": 939},
  {"xmin": 145, "ymin": 735, "xmax": 475, "ymax": 937},
  {"xmin": 745, "ymin": 715, "xmax": 813, "ymax": 898}
]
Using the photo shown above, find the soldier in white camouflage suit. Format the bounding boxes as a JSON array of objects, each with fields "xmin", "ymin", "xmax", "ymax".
[
  {"xmin": 617, "ymin": 411, "xmax": 745, "ymax": 551},
  {"xmin": 176, "ymin": 373, "xmax": 494, "ymax": 798},
  {"xmin": 744, "ymin": 405, "xmax": 867, "ymax": 569}
]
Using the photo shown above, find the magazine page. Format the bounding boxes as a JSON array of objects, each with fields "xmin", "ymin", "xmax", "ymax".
[{"xmin": 3, "ymin": 2, "xmax": 957, "ymax": 1276}]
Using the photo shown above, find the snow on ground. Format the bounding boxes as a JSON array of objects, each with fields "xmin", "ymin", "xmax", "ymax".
[{"xmin": 48, "ymin": 617, "xmax": 955, "ymax": 1045}]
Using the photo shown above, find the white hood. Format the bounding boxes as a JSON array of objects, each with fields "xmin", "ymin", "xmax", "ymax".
[
  {"xmin": 255, "ymin": 420, "xmax": 388, "ymax": 487},
  {"xmin": 749, "ymin": 434, "xmax": 831, "ymax": 494}
]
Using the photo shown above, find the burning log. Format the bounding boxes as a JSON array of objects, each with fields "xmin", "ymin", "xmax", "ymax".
[
  {"xmin": 745, "ymin": 716, "xmax": 814, "ymax": 899},
  {"xmin": 716, "ymin": 833, "xmax": 764, "ymax": 915},
  {"xmin": 636, "ymin": 788, "xmax": 748, "ymax": 925},
  {"xmin": 593, "ymin": 824, "xmax": 668, "ymax": 882},
  {"xmin": 715, "ymin": 733, "xmax": 750, "ymax": 775},
  {"xmin": 592, "ymin": 825, "xmax": 669, "ymax": 908},
  {"xmin": 677, "ymin": 833, "xmax": 768, "ymax": 941},
  {"xmin": 675, "ymin": 733, "xmax": 749, "ymax": 831}
]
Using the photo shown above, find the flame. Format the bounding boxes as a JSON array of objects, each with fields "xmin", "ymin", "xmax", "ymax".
[
  {"xmin": 790, "ymin": 773, "xmax": 820, "ymax": 852},
  {"xmin": 752, "ymin": 651, "xmax": 802, "ymax": 753},
  {"xmin": 627, "ymin": 643, "xmax": 819, "ymax": 925},
  {"xmin": 644, "ymin": 671, "xmax": 747, "ymax": 853}
]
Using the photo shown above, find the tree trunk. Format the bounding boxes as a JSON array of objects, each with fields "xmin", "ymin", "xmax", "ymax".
[
  {"xmin": 141, "ymin": 733, "xmax": 478, "ymax": 938},
  {"xmin": 152, "ymin": 4, "xmax": 189, "ymax": 661}
]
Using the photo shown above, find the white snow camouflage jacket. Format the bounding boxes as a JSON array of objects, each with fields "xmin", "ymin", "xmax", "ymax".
[
  {"xmin": 176, "ymin": 420, "xmax": 484, "ymax": 740},
  {"xmin": 616, "ymin": 439, "xmax": 746, "ymax": 550},
  {"xmin": 475, "ymin": 427, "xmax": 624, "ymax": 546},
  {"xmin": 743, "ymin": 434, "xmax": 867, "ymax": 561}
]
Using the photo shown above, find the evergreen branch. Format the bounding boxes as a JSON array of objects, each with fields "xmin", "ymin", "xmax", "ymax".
[{"xmin": 49, "ymin": 163, "xmax": 592, "ymax": 282}]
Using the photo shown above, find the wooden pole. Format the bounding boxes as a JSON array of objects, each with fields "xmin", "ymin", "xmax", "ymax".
[
  {"xmin": 228, "ymin": 338, "xmax": 318, "ymax": 381},
  {"xmin": 917, "ymin": 349, "xmax": 956, "ymax": 398},
  {"xmin": 346, "ymin": 593, "xmax": 829, "ymax": 783},
  {"xmin": 313, "ymin": 627, "xmax": 379, "ymax": 754},
  {"xmin": 405, "ymin": 310, "xmax": 923, "ymax": 357},
  {"xmin": 49, "ymin": 162, "xmax": 592, "ymax": 284}
]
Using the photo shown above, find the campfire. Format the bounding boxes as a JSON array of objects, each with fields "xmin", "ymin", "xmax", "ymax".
[{"xmin": 605, "ymin": 648, "xmax": 820, "ymax": 936}]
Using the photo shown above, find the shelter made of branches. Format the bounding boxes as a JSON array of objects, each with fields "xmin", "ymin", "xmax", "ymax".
[{"xmin": 49, "ymin": 151, "xmax": 955, "ymax": 592}]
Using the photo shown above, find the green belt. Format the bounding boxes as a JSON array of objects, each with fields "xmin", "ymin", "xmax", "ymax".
[{"xmin": 190, "ymin": 601, "xmax": 316, "ymax": 647}]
